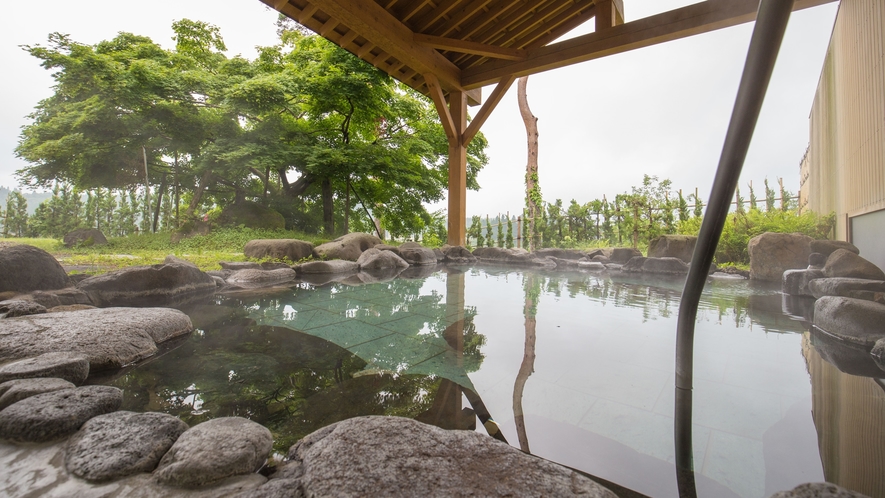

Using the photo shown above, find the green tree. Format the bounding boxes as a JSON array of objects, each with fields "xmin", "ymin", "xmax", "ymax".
[
  {"xmin": 764, "ymin": 178, "xmax": 776, "ymax": 212},
  {"xmin": 505, "ymin": 215, "xmax": 514, "ymax": 249},
  {"xmin": 4, "ymin": 191, "xmax": 29, "ymax": 237}
]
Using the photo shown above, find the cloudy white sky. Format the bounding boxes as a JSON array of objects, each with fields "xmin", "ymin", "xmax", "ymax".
[{"xmin": 0, "ymin": 0, "xmax": 838, "ymax": 217}]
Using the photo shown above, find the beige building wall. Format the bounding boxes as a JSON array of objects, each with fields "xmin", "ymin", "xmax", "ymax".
[{"xmin": 803, "ymin": 0, "xmax": 885, "ymax": 260}]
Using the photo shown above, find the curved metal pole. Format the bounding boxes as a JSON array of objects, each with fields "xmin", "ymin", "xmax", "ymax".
[{"xmin": 674, "ymin": 1, "xmax": 794, "ymax": 496}]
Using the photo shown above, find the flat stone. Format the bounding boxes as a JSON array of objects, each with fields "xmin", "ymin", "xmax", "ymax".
[
  {"xmin": 0, "ymin": 386, "xmax": 122, "ymax": 443},
  {"xmin": 220, "ymin": 261, "xmax": 262, "ymax": 270},
  {"xmin": 872, "ymin": 338, "xmax": 885, "ymax": 373},
  {"xmin": 299, "ymin": 260, "xmax": 359, "ymax": 274},
  {"xmin": 748, "ymin": 232, "xmax": 813, "ymax": 281},
  {"xmin": 823, "ymin": 249, "xmax": 885, "ymax": 280},
  {"xmin": 356, "ymin": 248, "xmax": 409, "ymax": 270},
  {"xmin": 244, "ymin": 239, "xmax": 314, "ymax": 263},
  {"xmin": 808, "ymin": 252, "xmax": 827, "ymax": 268},
  {"xmin": 8, "ymin": 288, "xmax": 93, "ymax": 308},
  {"xmin": 783, "ymin": 269, "xmax": 825, "ymax": 297},
  {"xmin": 163, "ymin": 255, "xmax": 198, "ymax": 268},
  {"xmin": 395, "ymin": 242, "xmax": 437, "ymax": 266},
  {"xmin": 0, "ymin": 352, "xmax": 89, "ymax": 385},
  {"xmin": 227, "ymin": 268, "xmax": 298, "ymax": 284},
  {"xmin": 312, "ymin": 233, "xmax": 382, "ymax": 261},
  {"xmin": 0, "ymin": 378, "xmax": 75, "ymax": 410},
  {"xmin": 0, "ymin": 308, "xmax": 193, "ymax": 371},
  {"xmin": 808, "ymin": 277, "xmax": 885, "ymax": 300},
  {"xmin": 810, "ymin": 327, "xmax": 885, "ymax": 378},
  {"xmin": 813, "ymin": 296, "xmax": 885, "ymax": 347},
  {"xmin": 809, "ymin": 240, "xmax": 860, "ymax": 257},
  {"xmin": 769, "ymin": 482, "xmax": 869, "ymax": 498},
  {"xmin": 472, "ymin": 247, "xmax": 556, "ymax": 268},
  {"xmin": 77, "ymin": 263, "xmax": 216, "ymax": 307},
  {"xmin": 155, "ymin": 417, "xmax": 273, "ymax": 488},
  {"xmin": 0, "ymin": 300, "xmax": 47, "ymax": 318},
  {"xmin": 647, "ymin": 235, "xmax": 697, "ymax": 263},
  {"xmin": 65, "ymin": 411, "xmax": 189, "ymax": 482},
  {"xmin": 282, "ymin": 416, "xmax": 616, "ymax": 497},
  {"xmin": 0, "ymin": 244, "xmax": 70, "ymax": 294}
]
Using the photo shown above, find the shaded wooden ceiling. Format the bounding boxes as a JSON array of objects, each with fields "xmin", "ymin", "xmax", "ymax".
[{"xmin": 260, "ymin": 0, "xmax": 836, "ymax": 105}]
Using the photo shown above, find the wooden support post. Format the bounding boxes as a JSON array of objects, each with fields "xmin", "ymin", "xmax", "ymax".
[{"xmin": 447, "ymin": 90, "xmax": 468, "ymax": 246}]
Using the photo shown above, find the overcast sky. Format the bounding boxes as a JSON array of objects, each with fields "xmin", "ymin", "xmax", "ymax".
[{"xmin": 0, "ymin": 0, "xmax": 838, "ymax": 218}]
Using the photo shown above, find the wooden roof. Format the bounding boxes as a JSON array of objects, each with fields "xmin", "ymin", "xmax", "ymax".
[{"xmin": 260, "ymin": 0, "xmax": 835, "ymax": 106}]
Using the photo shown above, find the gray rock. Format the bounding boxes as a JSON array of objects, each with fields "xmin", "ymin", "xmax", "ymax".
[
  {"xmin": 808, "ymin": 252, "xmax": 827, "ymax": 268},
  {"xmin": 534, "ymin": 248, "xmax": 588, "ymax": 261},
  {"xmin": 782, "ymin": 269, "xmax": 825, "ymax": 297},
  {"xmin": 212, "ymin": 275, "xmax": 226, "ymax": 287},
  {"xmin": 356, "ymin": 248, "xmax": 409, "ymax": 270},
  {"xmin": 810, "ymin": 327, "xmax": 885, "ymax": 378},
  {"xmin": 6, "ymin": 287, "xmax": 93, "ymax": 308},
  {"xmin": 432, "ymin": 248, "xmax": 445, "ymax": 262},
  {"xmin": 65, "ymin": 411, "xmax": 189, "ymax": 482},
  {"xmin": 823, "ymin": 249, "xmax": 885, "ymax": 280},
  {"xmin": 283, "ymin": 416, "xmax": 616, "ymax": 497},
  {"xmin": 872, "ymin": 338, "xmax": 885, "ymax": 372},
  {"xmin": 47, "ymin": 304, "xmax": 96, "ymax": 313},
  {"xmin": 63, "ymin": 228, "xmax": 108, "ymax": 248},
  {"xmin": 163, "ymin": 255, "xmax": 197, "ymax": 268},
  {"xmin": 578, "ymin": 261, "xmax": 606, "ymax": 271},
  {"xmin": 0, "ymin": 378, "xmax": 75, "ymax": 410},
  {"xmin": 395, "ymin": 242, "xmax": 437, "ymax": 266},
  {"xmin": 0, "ymin": 299, "xmax": 47, "ymax": 318},
  {"xmin": 591, "ymin": 255, "xmax": 611, "ymax": 263},
  {"xmin": 813, "ymin": 296, "xmax": 885, "ymax": 347},
  {"xmin": 244, "ymin": 239, "xmax": 314, "ymax": 263},
  {"xmin": 299, "ymin": 260, "xmax": 359, "ymax": 274},
  {"xmin": 622, "ymin": 256, "xmax": 696, "ymax": 275},
  {"xmin": 769, "ymin": 482, "xmax": 870, "ymax": 498},
  {"xmin": 548, "ymin": 256, "xmax": 585, "ymax": 269},
  {"xmin": 439, "ymin": 245, "xmax": 477, "ymax": 264},
  {"xmin": 808, "ymin": 277, "xmax": 885, "ymax": 300},
  {"xmin": 355, "ymin": 267, "xmax": 404, "ymax": 284},
  {"xmin": 227, "ymin": 268, "xmax": 298, "ymax": 285},
  {"xmin": 472, "ymin": 247, "xmax": 556, "ymax": 268},
  {"xmin": 207, "ymin": 269, "xmax": 234, "ymax": 279},
  {"xmin": 312, "ymin": 233, "xmax": 382, "ymax": 261},
  {"xmin": 0, "ymin": 386, "xmax": 122, "ymax": 443},
  {"xmin": 0, "ymin": 308, "xmax": 192, "ymax": 371},
  {"xmin": 748, "ymin": 232, "xmax": 813, "ymax": 281},
  {"xmin": 647, "ymin": 235, "xmax": 697, "ymax": 263},
  {"xmin": 77, "ymin": 263, "xmax": 216, "ymax": 307},
  {"xmin": 609, "ymin": 247, "xmax": 643, "ymax": 264},
  {"xmin": 0, "ymin": 352, "xmax": 89, "ymax": 385},
  {"xmin": 238, "ymin": 477, "xmax": 302, "ymax": 498},
  {"xmin": 155, "ymin": 417, "xmax": 273, "ymax": 488},
  {"xmin": 809, "ymin": 240, "xmax": 860, "ymax": 258},
  {"xmin": 220, "ymin": 261, "xmax": 263, "ymax": 270},
  {"xmin": 0, "ymin": 244, "xmax": 70, "ymax": 294}
]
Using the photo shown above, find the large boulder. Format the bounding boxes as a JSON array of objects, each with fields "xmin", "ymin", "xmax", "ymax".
[
  {"xmin": 439, "ymin": 245, "xmax": 477, "ymax": 264},
  {"xmin": 0, "ymin": 299, "xmax": 47, "ymax": 318},
  {"xmin": 609, "ymin": 247, "xmax": 642, "ymax": 264},
  {"xmin": 356, "ymin": 248, "xmax": 409, "ymax": 270},
  {"xmin": 0, "ymin": 244, "xmax": 70, "ymax": 294},
  {"xmin": 155, "ymin": 417, "xmax": 273, "ymax": 487},
  {"xmin": 808, "ymin": 277, "xmax": 885, "ymax": 300},
  {"xmin": 770, "ymin": 482, "xmax": 869, "ymax": 498},
  {"xmin": 748, "ymin": 232, "xmax": 813, "ymax": 281},
  {"xmin": 533, "ymin": 248, "xmax": 588, "ymax": 261},
  {"xmin": 226, "ymin": 268, "xmax": 298, "ymax": 286},
  {"xmin": 782, "ymin": 269, "xmax": 825, "ymax": 297},
  {"xmin": 244, "ymin": 239, "xmax": 314, "ymax": 263},
  {"xmin": 809, "ymin": 240, "xmax": 860, "ymax": 258},
  {"xmin": 0, "ymin": 378, "xmax": 76, "ymax": 410},
  {"xmin": 0, "ymin": 385, "xmax": 122, "ymax": 443},
  {"xmin": 63, "ymin": 228, "xmax": 108, "ymax": 248},
  {"xmin": 65, "ymin": 411, "xmax": 189, "ymax": 482},
  {"xmin": 217, "ymin": 201, "xmax": 285, "ymax": 230},
  {"xmin": 0, "ymin": 308, "xmax": 193, "ymax": 371},
  {"xmin": 813, "ymin": 296, "xmax": 885, "ymax": 347},
  {"xmin": 170, "ymin": 220, "xmax": 210, "ymax": 244},
  {"xmin": 4, "ymin": 288, "xmax": 93, "ymax": 308},
  {"xmin": 822, "ymin": 249, "xmax": 885, "ymax": 280},
  {"xmin": 622, "ymin": 256, "xmax": 689, "ymax": 275},
  {"xmin": 277, "ymin": 416, "xmax": 616, "ymax": 497},
  {"xmin": 872, "ymin": 338, "xmax": 885, "ymax": 372},
  {"xmin": 647, "ymin": 235, "xmax": 697, "ymax": 263},
  {"xmin": 312, "ymin": 233, "xmax": 383, "ymax": 261},
  {"xmin": 299, "ymin": 260, "xmax": 360, "ymax": 274},
  {"xmin": 395, "ymin": 242, "xmax": 436, "ymax": 266},
  {"xmin": 77, "ymin": 262, "xmax": 216, "ymax": 307},
  {"xmin": 472, "ymin": 247, "xmax": 556, "ymax": 268},
  {"xmin": 0, "ymin": 352, "xmax": 89, "ymax": 385}
]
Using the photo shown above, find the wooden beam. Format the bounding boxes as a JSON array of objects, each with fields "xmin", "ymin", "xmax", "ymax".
[
  {"xmin": 447, "ymin": 91, "xmax": 468, "ymax": 246},
  {"xmin": 462, "ymin": 75, "xmax": 515, "ymax": 144},
  {"xmin": 303, "ymin": 0, "xmax": 466, "ymax": 95},
  {"xmin": 461, "ymin": 0, "xmax": 837, "ymax": 89},
  {"xmin": 414, "ymin": 34, "xmax": 527, "ymax": 60},
  {"xmin": 425, "ymin": 73, "xmax": 458, "ymax": 145}
]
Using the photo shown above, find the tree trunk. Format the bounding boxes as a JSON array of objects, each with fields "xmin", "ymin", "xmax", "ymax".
[
  {"xmin": 513, "ymin": 275, "xmax": 538, "ymax": 453},
  {"xmin": 517, "ymin": 76, "xmax": 540, "ymax": 252},
  {"xmin": 322, "ymin": 177, "xmax": 334, "ymax": 236},
  {"xmin": 344, "ymin": 175, "xmax": 351, "ymax": 234},
  {"xmin": 152, "ymin": 172, "xmax": 167, "ymax": 233},
  {"xmin": 173, "ymin": 154, "xmax": 180, "ymax": 229},
  {"xmin": 185, "ymin": 170, "xmax": 213, "ymax": 219}
]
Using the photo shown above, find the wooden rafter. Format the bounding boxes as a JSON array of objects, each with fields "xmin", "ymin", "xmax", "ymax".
[
  {"xmin": 424, "ymin": 73, "xmax": 458, "ymax": 145},
  {"xmin": 462, "ymin": 75, "xmax": 516, "ymax": 144},
  {"xmin": 415, "ymin": 34, "xmax": 527, "ymax": 60}
]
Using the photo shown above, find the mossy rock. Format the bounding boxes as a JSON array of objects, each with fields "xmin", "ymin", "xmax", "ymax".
[{"xmin": 216, "ymin": 201, "xmax": 285, "ymax": 230}]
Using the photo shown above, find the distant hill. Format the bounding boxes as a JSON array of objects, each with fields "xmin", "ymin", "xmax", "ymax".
[{"xmin": 0, "ymin": 186, "xmax": 53, "ymax": 215}]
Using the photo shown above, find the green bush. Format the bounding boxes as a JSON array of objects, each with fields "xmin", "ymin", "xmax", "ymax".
[{"xmin": 678, "ymin": 209, "xmax": 835, "ymax": 264}]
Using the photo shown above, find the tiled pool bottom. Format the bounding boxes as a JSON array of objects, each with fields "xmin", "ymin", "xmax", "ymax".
[{"xmin": 101, "ymin": 267, "xmax": 885, "ymax": 498}]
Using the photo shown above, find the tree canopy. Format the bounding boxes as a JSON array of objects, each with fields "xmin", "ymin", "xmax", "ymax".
[{"xmin": 16, "ymin": 18, "xmax": 488, "ymax": 238}]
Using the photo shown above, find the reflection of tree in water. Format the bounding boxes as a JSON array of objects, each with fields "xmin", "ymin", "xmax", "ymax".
[
  {"xmin": 110, "ymin": 277, "xmax": 488, "ymax": 453},
  {"xmin": 513, "ymin": 273, "xmax": 540, "ymax": 453}
]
